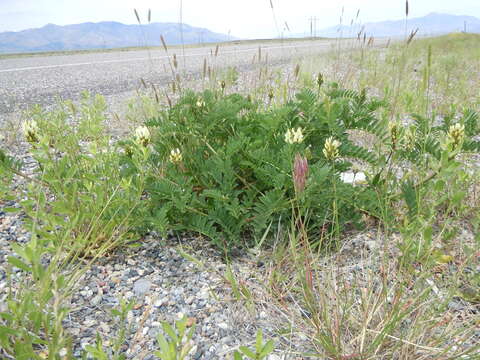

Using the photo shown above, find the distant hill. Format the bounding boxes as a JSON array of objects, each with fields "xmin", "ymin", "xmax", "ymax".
[
  {"xmin": 315, "ymin": 13, "xmax": 480, "ymax": 38},
  {"xmin": 0, "ymin": 21, "xmax": 234, "ymax": 54}
]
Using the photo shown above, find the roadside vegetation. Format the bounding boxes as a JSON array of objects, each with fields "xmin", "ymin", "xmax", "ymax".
[{"xmin": 1, "ymin": 29, "xmax": 479, "ymax": 359}]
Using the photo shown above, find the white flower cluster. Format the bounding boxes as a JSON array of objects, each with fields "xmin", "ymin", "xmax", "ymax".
[
  {"xmin": 447, "ymin": 123, "xmax": 465, "ymax": 149},
  {"xmin": 284, "ymin": 127, "xmax": 304, "ymax": 144},
  {"xmin": 169, "ymin": 148, "xmax": 183, "ymax": 163},
  {"xmin": 323, "ymin": 136, "xmax": 341, "ymax": 161},
  {"xmin": 22, "ymin": 120, "xmax": 39, "ymax": 143},
  {"xmin": 134, "ymin": 126, "xmax": 151, "ymax": 147},
  {"xmin": 22, "ymin": 120, "xmax": 40, "ymax": 143}
]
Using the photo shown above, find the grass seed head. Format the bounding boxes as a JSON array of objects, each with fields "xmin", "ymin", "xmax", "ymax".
[
  {"xmin": 268, "ymin": 88, "xmax": 274, "ymax": 100},
  {"xmin": 404, "ymin": 125, "xmax": 417, "ymax": 150},
  {"xmin": 317, "ymin": 73, "xmax": 324, "ymax": 88},
  {"xmin": 293, "ymin": 153, "xmax": 309, "ymax": 194},
  {"xmin": 388, "ymin": 121, "xmax": 400, "ymax": 149}
]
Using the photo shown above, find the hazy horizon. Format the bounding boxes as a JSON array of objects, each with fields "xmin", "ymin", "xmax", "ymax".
[{"xmin": 1, "ymin": 0, "xmax": 480, "ymax": 39}]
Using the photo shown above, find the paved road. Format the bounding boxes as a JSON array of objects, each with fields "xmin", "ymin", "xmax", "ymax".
[{"xmin": 0, "ymin": 39, "xmax": 344, "ymax": 119}]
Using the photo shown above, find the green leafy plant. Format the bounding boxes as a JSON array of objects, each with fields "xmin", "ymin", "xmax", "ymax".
[
  {"xmin": 144, "ymin": 85, "xmax": 388, "ymax": 252},
  {"xmin": 0, "ymin": 94, "xmax": 148, "ymax": 359},
  {"xmin": 154, "ymin": 315, "xmax": 196, "ymax": 360},
  {"xmin": 83, "ymin": 298, "xmax": 135, "ymax": 360},
  {"xmin": 233, "ymin": 330, "xmax": 275, "ymax": 360},
  {"xmin": 17, "ymin": 93, "xmax": 148, "ymax": 256}
]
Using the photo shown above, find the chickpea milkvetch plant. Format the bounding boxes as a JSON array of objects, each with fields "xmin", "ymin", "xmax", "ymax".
[
  {"xmin": 390, "ymin": 111, "xmax": 480, "ymax": 266},
  {"xmin": 135, "ymin": 81, "xmax": 480, "ymax": 256},
  {"xmin": 138, "ymin": 84, "xmax": 391, "ymax": 253}
]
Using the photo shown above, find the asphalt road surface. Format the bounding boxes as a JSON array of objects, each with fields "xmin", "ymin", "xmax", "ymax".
[{"xmin": 0, "ymin": 39, "xmax": 342, "ymax": 120}]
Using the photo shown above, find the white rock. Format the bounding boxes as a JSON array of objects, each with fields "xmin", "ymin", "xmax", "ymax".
[
  {"xmin": 198, "ymin": 288, "xmax": 210, "ymax": 300},
  {"xmin": 341, "ymin": 171, "xmax": 366, "ymax": 185},
  {"xmin": 100, "ymin": 323, "xmax": 110, "ymax": 333},
  {"xmin": 83, "ymin": 319, "xmax": 96, "ymax": 327},
  {"xmin": 90, "ymin": 294, "xmax": 102, "ymax": 306},
  {"xmin": 218, "ymin": 322, "xmax": 229, "ymax": 330},
  {"xmin": 365, "ymin": 240, "xmax": 378, "ymax": 250},
  {"xmin": 267, "ymin": 355, "xmax": 282, "ymax": 360},
  {"xmin": 154, "ymin": 297, "xmax": 166, "ymax": 307},
  {"xmin": 133, "ymin": 278, "xmax": 151, "ymax": 296}
]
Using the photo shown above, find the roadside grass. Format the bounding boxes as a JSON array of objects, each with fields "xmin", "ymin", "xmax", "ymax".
[
  {"xmin": 0, "ymin": 113, "xmax": 23, "ymax": 147},
  {"xmin": 299, "ymin": 33, "xmax": 480, "ymax": 116},
  {"xmin": 0, "ymin": 31, "xmax": 479, "ymax": 359}
]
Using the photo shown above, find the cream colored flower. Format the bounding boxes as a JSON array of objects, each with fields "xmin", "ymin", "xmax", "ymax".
[
  {"xmin": 196, "ymin": 99, "xmax": 205, "ymax": 108},
  {"xmin": 169, "ymin": 148, "xmax": 183, "ymax": 163},
  {"xmin": 446, "ymin": 123, "xmax": 465, "ymax": 149},
  {"xmin": 388, "ymin": 121, "xmax": 400, "ymax": 148},
  {"xmin": 404, "ymin": 125, "xmax": 417, "ymax": 150},
  {"xmin": 22, "ymin": 120, "xmax": 39, "ymax": 143},
  {"xmin": 134, "ymin": 126, "xmax": 150, "ymax": 147},
  {"xmin": 284, "ymin": 127, "xmax": 304, "ymax": 144},
  {"xmin": 323, "ymin": 136, "xmax": 341, "ymax": 160}
]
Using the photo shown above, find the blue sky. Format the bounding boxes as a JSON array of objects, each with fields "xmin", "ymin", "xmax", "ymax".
[{"xmin": 1, "ymin": 0, "xmax": 480, "ymax": 38}]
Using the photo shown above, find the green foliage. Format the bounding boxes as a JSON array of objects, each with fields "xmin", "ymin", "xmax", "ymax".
[
  {"xmin": 0, "ymin": 149, "xmax": 20, "ymax": 206},
  {"xmin": 0, "ymin": 209, "xmax": 77, "ymax": 359},
  {"xmin": 234, "ymin": 330, "xmax": 275, "ymax": 360},
  {"xmin": 83, "ymin": 298, "xmax": 135, "ymax": 360},
  {"xmin": 154, "ymin": 316, "xmax": 196, "ymax": 360},
  {"xmin": 2, "ymin": 54, "xmax": 479, "ymax": 356},
  {"xmin": 0, "ymin": 94, "xmax": 148, "ymax": 359},
  {"xmin": 144, "ymin": 85, "xmax": 387, "ymax": 251},
  {"xmin": 19, "ymin": 93, "xmax": 147, "ymax": 256}
]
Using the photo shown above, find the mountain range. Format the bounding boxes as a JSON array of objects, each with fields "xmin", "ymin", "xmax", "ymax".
[
  {"xmin": 2, "ymin": 13, "xmax": 480, "ymax": 54},
  {"xmin": 0, "ymin": 21, "xmax": 233, "ymax": 54},
  {"xmin": 314, "ymin": 13, "xmax": 480, "ymax": 38}
]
